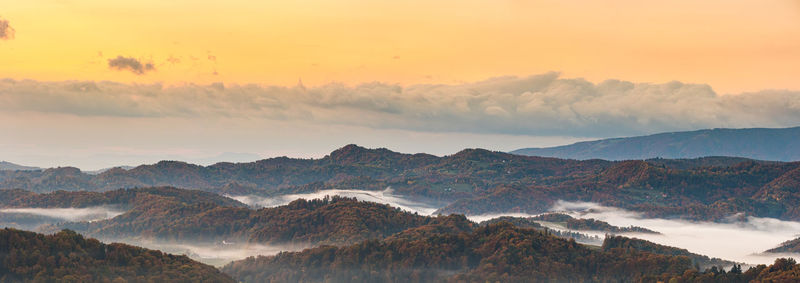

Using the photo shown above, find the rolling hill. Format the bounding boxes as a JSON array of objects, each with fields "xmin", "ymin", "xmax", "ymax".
[
  {"xmin": 0, "ymin": 228, "xmax": 234, "ymax": 282},
  {"xmin": 0, "ymin": 161, "xmax": 41, "ymax": 171},
  {"xmin": 3, "ymin": 145, "xmax": 800, "ymax": 222}
]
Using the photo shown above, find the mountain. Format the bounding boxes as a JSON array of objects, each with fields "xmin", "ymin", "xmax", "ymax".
[
  {"xmin": 0, "ymin": 228, "xmax": 234, "ymax": 282},
  {"xmin": 512, "ymin": 126, "xmax": 800, "ymax": 161},
  {"xmin": 0, "ymin": 161, "xmax": 41, "ymax": 171},
  {"xmin": 4, "ymin": 145, "xmax": 800, "ymax": 222}
]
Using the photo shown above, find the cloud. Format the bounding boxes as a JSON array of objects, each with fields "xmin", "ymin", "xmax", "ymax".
[
  {"xmin": 1, "ymin": 73, "xmax": 799, "ymax": 137},
  {"xmin": 108, "ymin": 56, "xmax": 155, "ymax": 75},
  {"xmin": 0, "ymin": 17, "xmax": 14, "ymax": 40}
]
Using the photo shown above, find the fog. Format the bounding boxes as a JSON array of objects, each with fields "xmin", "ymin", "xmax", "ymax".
[
  {"xmin": 227, "ymin": 188, "xmax": 441, "ymax": 215},
  {"xmin": 118, "ymin": 239, "xmax": 307, "ymax": 267},
  {"xmin": 0, "ymin": 206, "xmax": 125, "ymax": 222},
  {"xmin": 468, "ymin": 200, "xmax": 800, "ymax": 265}
]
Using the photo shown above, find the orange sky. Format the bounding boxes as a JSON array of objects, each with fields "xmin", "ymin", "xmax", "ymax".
[{"xmin": 2, "ymin": 0, "xmax": 800, "ymax": 94}]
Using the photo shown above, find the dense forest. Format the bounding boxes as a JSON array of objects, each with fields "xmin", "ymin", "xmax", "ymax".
[
  {"xmin": 602, "ymin": 235, "xmax": 734, "ymax": 270},
  {"xmin": 16, "ymin": 188, "xmax": 442, "ymax": 246},
  {"xmin": 222, "ymin": 223, "xmax": 693, "ymax": 283},
  {"xmin": 2, "ymin": 144, "xmax": 800, "ymax": 222},
  {"xmin": 478, "ymin": 216, "xmax": 603, "ymax": 244},
  {"xmin": 222, "ymin": 222, "xmax": 800, "ymax": 283},
  {"xmin": 527, "ymin": 213, "xmax": 658, "ymax": 234},
  {"xmin": 0, "ymin": 228, "xmax": 234, "ymax": 282},
  {"xmin": 765, "ymin": 237, "xmax": 800, "ymax": 254},
  {"xmin": 3, "ymin": 186, "xmax": 800, "ymax": 282},
  {"xmin": 4, "ymin": 187, "xmax": 670, "ymax": 247}
]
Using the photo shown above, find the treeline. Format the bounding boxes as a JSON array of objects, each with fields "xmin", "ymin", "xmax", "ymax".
[
  {"xmin": 0, "ymin": 228, "xmax": 233, "ymax": 283},
  {"xmin": 478, "ymin": 216, "xmax": 603, "ymax": 244},
  {"xmin": 529, "ymin": 213, "xmax": 659, "ymax": 234},
  {"xmin": 602, "ymin": 235, "xmax": 734, "ymax": 270},
  {"xmin": 765, "ymin": 236, "xmax": 800, "ymax": 253},
  {"xmin": 221, "ymin": 222, "xmax": 693, "ymax": 283},
  {"xmin": 643, "ymin": 258, "xmax": 800, "ymax": 283},
  {"xmin": 53, "ymin": 191, "xmax": 442, "ymax": 246},
  {"xmin": 0, "ymin": 186, "xmax": 244, "ymax": 209}
]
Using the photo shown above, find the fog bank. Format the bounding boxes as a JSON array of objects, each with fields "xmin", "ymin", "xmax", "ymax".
[
  {"xmin": 124, "ymin": 240, "xmax": 307, "ymax": 267},
  {"xmin": 489, "ymin": 200, "xmax": 800, "ymax": 265},
  {"xmin": 0, "ymin": 206, "xmax": 125, "ymax": 222},
  {"xmin": 228, "ymin": 188, "xmax": 440, "ymax": 215}
]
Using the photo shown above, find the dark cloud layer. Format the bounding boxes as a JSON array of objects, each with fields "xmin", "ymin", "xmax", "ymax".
[
  {"xmin": 0, "ymin": 17, "xmax": 14, "ymax": 40},
  {"xmin": 1, "ymin": 73, "xmax": 799, "ymax": 137},
  {"xmin": 107, "ymin": 56, "xmax": 155, "ymax": 75}
]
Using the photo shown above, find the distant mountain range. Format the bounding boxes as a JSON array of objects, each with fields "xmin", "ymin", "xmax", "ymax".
[
  {"xmin": 0, "ymin": 161, "xmax": 41, "ymax": 171},
  {"xmin": 3, "ymin": 144, "xmax": 800, "ymax": 222},
  {"xmin": 512, "ymin": 126, "xmax": 800, "ymax": 161}
]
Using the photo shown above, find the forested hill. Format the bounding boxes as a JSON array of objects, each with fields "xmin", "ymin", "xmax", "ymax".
[
  {"xmin": 0, "ymin": 161, "xmax": 41, "ymax": 171},
  {"xmin": 512, "ymin": 126, "xmax": 800, "ymax": 161},
  {"xmin": 0, "ymin": 228, "xmax": 234, "ymax": 282},
  {"xmin": 3, "ymin": 145, "xmax": 800, "ymax": 222},
  {"xmin": 222, "ymin": 223, "xmax": 693, "ymax": 283},
  {"xmin": 3, "ymin": 187, "xmax": 440, "ymax": 246},
  {"xmin": 222, "ymin": 222, "xmax": 800, "ymax": 283},
  {"xmin": 0, "ymin": 186, "xmax": 245, "ymax": 209},
  {"xmin": 765, "ymin": 237, "xmax": 800, "ymax": 254}
]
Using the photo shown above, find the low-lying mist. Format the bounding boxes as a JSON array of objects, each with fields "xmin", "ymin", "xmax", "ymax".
[
  {"xmin": 470, "ymin": 200, "xmax": 800, "ymax": 265},
  {"xmin": 227, "ymin": 188, "xmax": 440, "ymax": 215},
  {"xmin": 114, "ymin": 239, "xmax": 307, "ymax": 267},
  {"xmin": 228, "ymin": 190, "xmax": 800, "ymax": 265},
  {"xmin": 0, "ymin": 206, "xmax": 125, "ymax": 222}
]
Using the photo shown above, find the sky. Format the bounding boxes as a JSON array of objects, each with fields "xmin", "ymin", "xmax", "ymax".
[{"xmin": 2, "ymin": 0, "xmax": 800, "ymax": 170}]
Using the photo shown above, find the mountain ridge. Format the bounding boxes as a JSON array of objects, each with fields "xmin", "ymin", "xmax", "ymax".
[{"xmin": 512, "ymin": 126, "xmax": 800, "ymax": 161}]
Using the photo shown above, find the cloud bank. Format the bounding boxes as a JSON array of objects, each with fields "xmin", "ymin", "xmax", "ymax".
[
  {"xmin": 1, "ymin": 73, "xmax": 800, "ymax": 137},
  {"xmin": 108, "ymin": 56, "xmax": 155, "ymax": 75},
  {"xmin": 467, "ymin": 201, "xmax": 800, "ymax": 265},
  {"xmin": 0, "ymin": 206, "xmax": 125, "ymax": 222},
  {"xmin": 228, "ymin": 188, "xmax": 440, "ymax": 215},
  {"xmin": 0, "ymin": 17, "xmax": 14, "ymax": 40}
]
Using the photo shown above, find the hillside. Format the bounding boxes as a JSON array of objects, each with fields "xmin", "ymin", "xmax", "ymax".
[
  {"xmin": 4, "ymin": 145, "xmax": 800, "ymax": 222},
  {"xmin": 602, "ymin": 235, "xmax": 734, "ymax": 269},
  {"xmin": 513, "ymin": 213, "xmax": 658, "ymax": 234},
  {"xmin": 222, "ymin": 222, "xmax": 800, "ymax": 282},
  {"xmin": 222, "ymin": 223, "xmax": 693, "ymax": 283},
  {"xmin": 0, "ymin": 228, "xmax": 233, "ymax": 282},
  {"xmin": 765, "ymin": 237, "xmax": 800, "ymax": 254},
  {"xmin": 512, "ymin": 126, "xmax": 800, "ymax": 161},
  {"xmin": 0, "ymin": 161, "xmax": 41, "ymax": 171},
  {"xmin": 8, "ymin": 188, "xmax": 439, "ymax": 246}
]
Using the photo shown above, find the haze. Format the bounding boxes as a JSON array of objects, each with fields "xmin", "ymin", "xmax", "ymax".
[{"xmin": 3, "ymin": 1, "xmax": 800, "ymax": 169}]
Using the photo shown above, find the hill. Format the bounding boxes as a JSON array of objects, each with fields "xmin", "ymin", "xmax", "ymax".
[
  {"xmin": 3, "ymin": 188, "xmax": 438, "ymax": 246},
  {"xmin": 765, "ymin": 237, "xmax": 800, "ymax": 254},
  {"xmin": 492, "ymin": 213, "xmax": 659, "ymax": 234},
  {"xmin": 0, "ymin": 228, "xmax": 233, "ymax": 282},
  {"xmin": 4, "ymin": 145, "xmax": 800, "ymax": 222},
  {"xmin": 222, "ymin": 223, "xmax": 693, "ymax": 283},
  {"xmin": 512, "ymin": 126, "xmax": 800, "ymax": 161},
  {"xmin": 222, "ymin": 221, "xmax": 800, "ymax": 282},
  {"xmin": 602, "ymin": 235, "xmax": 734, "ymax": 269},
  {"xmin": 0, "ymin": 161, "xmax": 41, "ymax": 171}
]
